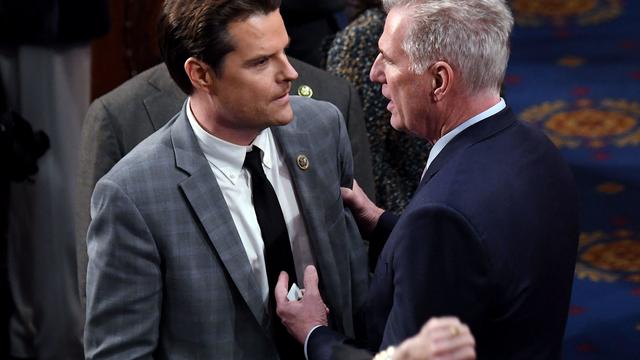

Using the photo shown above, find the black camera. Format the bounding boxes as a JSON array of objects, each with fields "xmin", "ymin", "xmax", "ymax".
[{"xmin": 0, "ymin": 110, "xmax": 49, "ymax": 183}]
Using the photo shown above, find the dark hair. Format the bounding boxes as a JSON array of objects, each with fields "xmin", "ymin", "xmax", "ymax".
[{"xmin": 158, "ymin": 0, "xmax": 281, "ymax": 94}]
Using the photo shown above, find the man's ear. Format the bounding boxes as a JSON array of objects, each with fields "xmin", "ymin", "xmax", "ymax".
[
  {"xmin": 184, "ymin": 57, "xmax": 214, "ymax": 92},
  {"xmin": 430, "ymin": 61, "xmax": 453, "ymax": 101}
]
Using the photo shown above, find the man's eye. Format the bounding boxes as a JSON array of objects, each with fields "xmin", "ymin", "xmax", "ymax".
[{"xmin": 254, "ymin": 57, "xmax": 269, "ymax": 66}]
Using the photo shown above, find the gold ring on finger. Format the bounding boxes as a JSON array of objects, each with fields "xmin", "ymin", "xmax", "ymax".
[{"xmin": 449, "ymin": 325, "xmax": 460, "ymax": 337}]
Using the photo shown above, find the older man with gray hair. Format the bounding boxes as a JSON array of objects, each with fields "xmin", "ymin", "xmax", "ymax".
[{"xmin": 275, "ymin": 0, "xmax": 579, "ymax": 359}]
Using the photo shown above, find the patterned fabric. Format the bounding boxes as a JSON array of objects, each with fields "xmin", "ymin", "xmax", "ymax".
[
  {"xmin": 504, "ymin": 0, "xmax": 640, "ymax": 358},
  {"xmin": 326, "ymin": 8, "xmax": 430, "ymax": 214},
  {"xmin": 84, "ymin": 97, "xmax": 369, "ymax": 359}
]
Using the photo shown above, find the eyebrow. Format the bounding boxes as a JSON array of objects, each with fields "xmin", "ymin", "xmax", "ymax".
[
  {"xmin": 243, "ymin": 38, "xmax": 291, "ymax": 67},
  {"xmin": 379, "ymin": 48, "xmax": 391, "ymax": 62}
]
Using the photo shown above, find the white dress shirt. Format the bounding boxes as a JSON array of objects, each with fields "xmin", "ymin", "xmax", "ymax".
[
  {"xmin": 423, "ymin": 98, "xmax": 506, "ymax": 178},
  {"xmin": 187, "ymin": 98, "xmax": 314, "ymax": 306}
]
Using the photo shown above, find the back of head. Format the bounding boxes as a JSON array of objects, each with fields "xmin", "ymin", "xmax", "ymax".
[
  {"xmin": 382, "ymin": 0, "xmax": 513, "ymax": 94},
  {"xmin": 158, "ymin": 0, "xmax": 281, "ymax": 95}
]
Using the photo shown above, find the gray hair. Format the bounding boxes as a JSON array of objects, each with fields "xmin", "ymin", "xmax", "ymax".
[{"xmin": 382, "ymin": 0, "xmax": 513, "ymax": 93}]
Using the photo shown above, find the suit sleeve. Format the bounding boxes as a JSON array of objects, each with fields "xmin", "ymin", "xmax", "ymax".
[
  {"xmin": 75, "ymin": 98, "xmax": 124, "ymax": 308},
  {"xmin": 84, "ymin": 178, "xmax": 161, "ymax": 359},
  {"xmin": 368, "ymin": 211, "xmax": 399, "ymax": 270},
  {"xmin": 380, "ymin": 205, "xmax": 490, "ymax": 348}
]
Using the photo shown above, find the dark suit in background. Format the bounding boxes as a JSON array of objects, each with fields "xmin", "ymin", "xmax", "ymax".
[
  {"xmin": 280, "ymin": 0, "xmax": 345, "ymax": 67},
  {"xmin": 75, "ymin": 58, "xmax": 375, "ymax": 308},
  {"xmin": 308, "ymin": 107, "xmax": 579, "ymax": 359}
]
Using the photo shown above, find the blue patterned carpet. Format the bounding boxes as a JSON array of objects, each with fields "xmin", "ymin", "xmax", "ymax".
[{"xmin": 504, "ymin": 1, "xmax": 640, "ymax": 358}]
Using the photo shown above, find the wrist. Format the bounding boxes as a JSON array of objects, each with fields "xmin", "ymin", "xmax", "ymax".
[{"xmin": 364, "ymin": 207, "xmax": 385, "ymax": 234}]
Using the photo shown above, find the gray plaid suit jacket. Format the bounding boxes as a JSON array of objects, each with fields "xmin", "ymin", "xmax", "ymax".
[
  {"xmin": 84, "ymin": 96, "xmax": 369, "ymax": 359},
  {"xmin": 75, "ymin": 61, "xmax": 375, "ymax": 308}
]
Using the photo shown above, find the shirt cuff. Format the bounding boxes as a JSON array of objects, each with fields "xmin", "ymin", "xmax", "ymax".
[{"xmin": 304, "ymin": 324, "xmax": 325, "ymax": 360}]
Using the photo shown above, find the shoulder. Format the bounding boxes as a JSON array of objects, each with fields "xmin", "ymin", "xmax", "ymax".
[
  {"xmin": 100, "ymin": 116, "xmax": 176, "ymax": 187},
  {"xmin": 91, "ymin": 65, "xmax": 161, "ymax": 110},
  {"xmin": 88, "ymin": 64, "xmax": 183, "ymax": 118},
  {"xmin": 290, "ymin": 96, "xmax": 342, "ymax": 124},
  {"xmin": 285, "ymin": 96, "xmax": 345, "ymax": 144},
  {"xmin": 289, "ymin": 57, "xmax": 354, "ymax": 114}
]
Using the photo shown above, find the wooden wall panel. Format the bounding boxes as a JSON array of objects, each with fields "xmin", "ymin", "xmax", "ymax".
[{"xmin": 91, "ymin": 0, "xmax": 163, "ymax": 100}]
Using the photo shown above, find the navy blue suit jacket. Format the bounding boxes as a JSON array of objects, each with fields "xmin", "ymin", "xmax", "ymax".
[{"xmin": 308, "ymin": 107, "xmax": 579, "ymax": 360}]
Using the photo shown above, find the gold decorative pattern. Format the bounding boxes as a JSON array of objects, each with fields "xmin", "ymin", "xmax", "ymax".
[
  {"xmin": 576, "ymin": 231, "xmax": 640, "ymax": 282},
  {"xmin": 511, "ymin": 0, "xmax": 623, "ymax": 27},
  {"xmin": 519, "ymin": 99, "xmax": 640, "ymax": 148},
  {"xmin": 545, "ymin": 109, "xmax": 635, "ymax": 138},
  {"xmin": 581, "ymin": 240, "xmax": 640, "ymax": 271}
]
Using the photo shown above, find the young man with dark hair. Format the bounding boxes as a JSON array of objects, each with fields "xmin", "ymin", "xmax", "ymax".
[{"xmin": 83, "ymin": 1, "xmax": 369, "ymax": 359}]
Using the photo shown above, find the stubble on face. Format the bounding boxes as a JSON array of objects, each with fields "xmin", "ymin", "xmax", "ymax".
[{"xmin": 198, "ymin": 10, "xmax": 298, "ymax": 145}]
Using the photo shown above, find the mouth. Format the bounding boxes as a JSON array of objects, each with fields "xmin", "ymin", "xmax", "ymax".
[
  {"xmin": 387, "ymin": 100, "xmax": 395, "ymax": 112},
  {"xmin": 273, "ymin": 86, "xmax": 291, "ymax": 104},
  {"xmin": 381, "ymin": 86, "xmax": 394, "ymax": 111},
  {"xmin": 381, "ymin": 84, "xmax": 391, "ymax": 97}
]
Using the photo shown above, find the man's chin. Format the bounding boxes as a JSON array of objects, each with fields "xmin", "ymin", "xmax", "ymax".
[
  {"xmin": 269, "ymin": 109, "xmax": 294, "ymax": 127},
  {"xmin": 389, "ymin": 115, "xmax": 406, "ymax": 132}
]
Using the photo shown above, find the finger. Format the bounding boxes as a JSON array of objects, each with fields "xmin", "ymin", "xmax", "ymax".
[
  {"xmin": 446, "ymin": 343, "xmax": 476, "ymax": 360},
  {"xmin": 274, "ymin": 271, "xmax": 290, "ymax": 306},
  {"xmin": 303, "ymin": 265, "xmax": 320, "ymax": 296},
  {"xmin": 425, "ymin": 316, "xmax": 461, "ymax": 330},
  {"xmin": 431, "ymin": 333, "xmax": 476, "ymax": 357},
  {"xmin": 423, "ymin": 317, "xmax": 464, "ymax": 338},
  {"xmin": 426, "ymin": 325, "xmax": 471, "ymax": 344},
  {"xmin": 340, "ymin": 186, "xmax": 354, "ymax": 203}
]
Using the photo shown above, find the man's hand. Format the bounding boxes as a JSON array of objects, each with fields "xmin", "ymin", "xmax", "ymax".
[
  {"xmin": 341, "ymin": 180, "xmax": 385, "ymax": 235},
  {"xmin": 275, "ymin": 265, "xmax": 329, "ymax": 344},
  {"xmin": 393, "ymin": 317, "xmax": 476, "ymax": 360}
]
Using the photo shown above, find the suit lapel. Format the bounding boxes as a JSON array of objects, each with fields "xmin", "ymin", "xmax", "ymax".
[
  {"xmin": 420, "ymin": 107, "xmax": 517, "ymax": 188},
  {"xmin": 270, "ymin": 121, "xmax": 345, "ymax": 319},
  {"xmin": 170, "ymin": 104, "xmax": 270, "ymax": 331}
]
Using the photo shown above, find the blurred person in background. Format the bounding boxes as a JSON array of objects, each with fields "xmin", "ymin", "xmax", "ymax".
[
  {"xmin": 326, "ymin": 0, "xmax": 429, "ymax": 218},
  {"xmin": 280, "ymin": 0, "xmax": 346, "ymax": 67},
  {"xmin": 0, "ymin": 1, "xmax": 108, "ymax": 359}
]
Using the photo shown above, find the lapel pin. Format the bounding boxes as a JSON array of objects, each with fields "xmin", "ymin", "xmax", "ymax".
[
  {"xmin": 297, "ymin": 85, "xmax": 313, "ymax": 98},
  {"xmin": 296, "ymin": 154, "xmax": 310, "ymax": 170}
]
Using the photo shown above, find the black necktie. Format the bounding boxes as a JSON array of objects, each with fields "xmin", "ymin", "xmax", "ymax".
[{"xmin": 244, "ymin": 146, "xmax": 302, "ymax": 359}]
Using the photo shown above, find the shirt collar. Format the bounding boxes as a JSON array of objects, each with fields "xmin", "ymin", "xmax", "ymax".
[
  {"xmin": 424, "ymin": 98, "xmax": 506, "ymax": 173},
  {"xmin": 186, "ymin": 97, "xmax": 273, "ymax": 184}
]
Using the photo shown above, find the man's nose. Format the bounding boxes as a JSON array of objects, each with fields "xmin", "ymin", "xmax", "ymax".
[
  {"xmin": 369, "ymin": 53, "xmax": 383, "ymax": 83},
  {"xmin": 281, "ymin": 56, "xmax": 299, "ymax": 82}
]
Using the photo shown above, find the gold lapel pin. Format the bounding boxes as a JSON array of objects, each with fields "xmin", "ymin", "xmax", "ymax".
[
  {"xmin": 297, "ymin": 85, "xmax": 313, "ymax": 98},
  {"xmin": 296, "ymin": 154, "xmax": 310, "ymax": 170}
]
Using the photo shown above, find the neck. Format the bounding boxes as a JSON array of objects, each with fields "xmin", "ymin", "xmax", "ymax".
[
  {"xmin": 438, "ymin": 90, "xmax": 501, "ymax": 140},
  {"xmin": 189, "ymin": 93, "xmax": 259, "ymax": 146}
]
